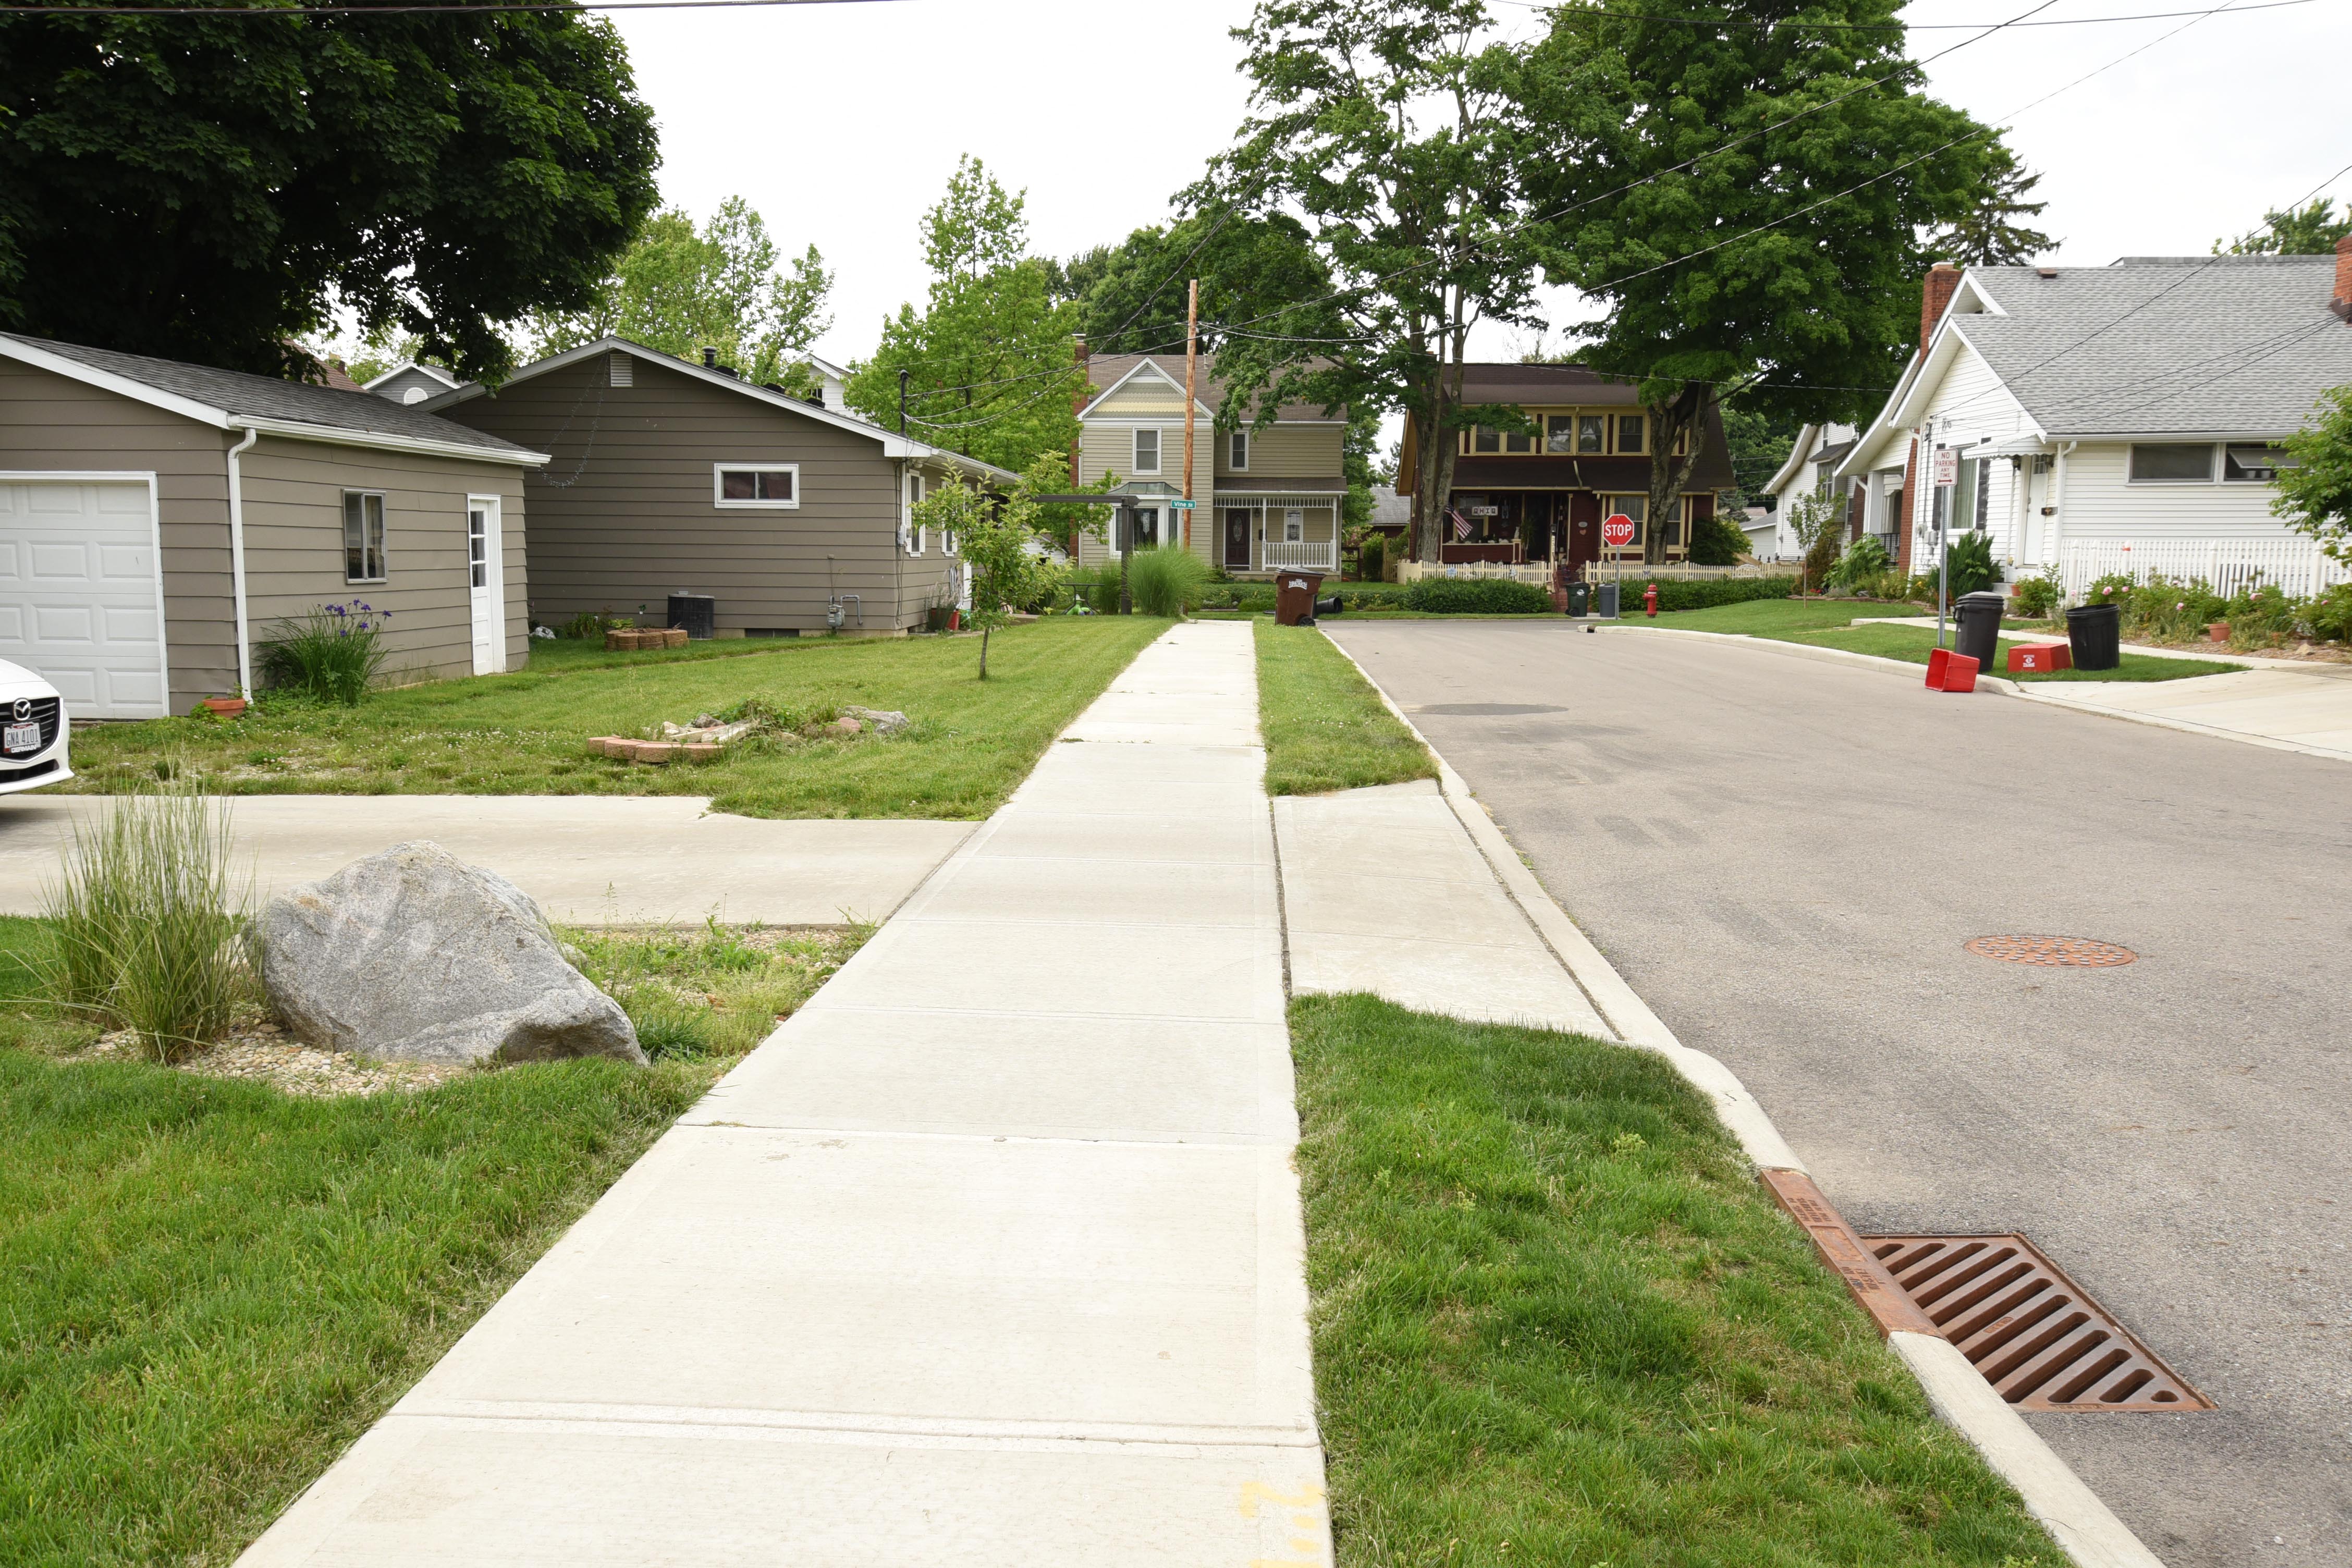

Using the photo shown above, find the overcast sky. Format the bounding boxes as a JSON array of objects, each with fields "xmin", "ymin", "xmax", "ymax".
[{"xmin": 610, "ymin": 0, "xmax": 2344, "ymax": 372}]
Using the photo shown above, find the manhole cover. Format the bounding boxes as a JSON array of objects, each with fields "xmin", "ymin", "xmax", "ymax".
[
  {"xmin": 1865, "ymin": 1235, "xmax": 2209, "ymax": 1412},
  {"xmin": 1413, "ymin": 703, "xmax": 1569, "ymax": 717},
  {"xmin": 1964, "ymin": 935, "xmax": 2137, "ymax": 967}
]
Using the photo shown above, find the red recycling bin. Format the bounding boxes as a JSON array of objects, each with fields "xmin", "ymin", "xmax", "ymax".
[
  {"xmin": 2006, "ymin": 642, "xmax": 2070, "ymax": 673},
  {"xmin": 1925, "ymin": 647, "xmax": 1979, "ymax": 693}
]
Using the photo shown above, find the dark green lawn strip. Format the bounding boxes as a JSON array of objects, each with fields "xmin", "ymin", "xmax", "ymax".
[
  {"xmin": 1255, "ymin": 623, "xmax": 1438, "ymax": 795},
  {"xmin": 64, "ymin": 617, "xmax": 1167, "ymax": 819},
  {"xmin": 1291, "ymin": 995, "xmax": 2056, "ymax": 1567}
]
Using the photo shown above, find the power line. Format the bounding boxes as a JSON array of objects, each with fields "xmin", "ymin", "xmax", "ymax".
[{"xmin": 1485, "ymin": 0, "xmax": 2322, "ymax": 28}]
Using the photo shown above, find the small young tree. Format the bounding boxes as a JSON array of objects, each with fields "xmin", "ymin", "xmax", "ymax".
[
  {"xmin": 1784, "ymin": 492, "xmax": 1842, "ymax": 597},
  {"xmin": 2274, "ymin": 385, "xmax": 2352, "ymax": 565},
  {"xmin": 914, "ymin": 464, "xmax": 1099, "ymax": 680}
]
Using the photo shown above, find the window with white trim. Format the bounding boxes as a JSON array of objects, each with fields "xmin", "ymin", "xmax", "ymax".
[
  {"xmin": 714, "ymin": 463, "xmax": 799, "ymax": 507},
  {"xmin": 902, "ymin": 471, "xmax": 924, "ymax": 555},
  {"xmin": 2223, "ymin": 444, "xmax": 2296, "ymax": 482},
  {"xmin": 2128, "ymin": 444, "xmax": 2215, "ymax": 483},
  {"xmin": 342, "ymin": 491, "xmax": 386, "ymax": 583},
  {"xmin": 1133, "ymin": 428, "xmax": 1160, "ymax": 474},
  {"xmin": 1283, "ymin": 507, "xmax": 1304, "ymax": 543},
  {"xmin": 1228, "ymin": 429, "xmax": 1248, "ymax": 470}
]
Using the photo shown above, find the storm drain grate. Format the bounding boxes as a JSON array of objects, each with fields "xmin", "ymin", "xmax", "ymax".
[
  {"xmin": 1964, "ymin": 934, "xmax": 2137, "ymax": 967},
  {"xmin": 1864, "ymin": 1234, "xmax": 2211, "ymax": 1412}
]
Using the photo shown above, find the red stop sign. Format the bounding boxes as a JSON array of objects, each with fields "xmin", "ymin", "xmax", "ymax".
[{"xmin": 1602, "ymin": 513, "xmax": 1636, "ymax": 548}]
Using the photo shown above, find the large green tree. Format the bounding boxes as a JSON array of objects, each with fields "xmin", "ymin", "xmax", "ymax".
[
  {"xmin": 1200, "ymin": 0, "xmax": 1549, "ymax": 563},
  {"xmin": 529, "ymin": 197, "xmax": 831, "ymax": 385},
  {"xmin": 2214, "ymin": 198, "xmax": 2352, "ymax": 257},
  {"xmin": 1058, "ymin": 210, "xmax": 1332, "ymax": 360},
  {"xmin": 844, "ymin": 157, "xmax": 1084, "ymax": 475},
  {"xmin": 1927, "ymin": 144, "xmax": 2055, "ymax": 266},
  {"xmin": 0, "ymin": 4, "xmax": 658, "ymax": 382},
  {"xmin": 1526, "ymin": 0, "xmax": 1996, "ymax": 561}
]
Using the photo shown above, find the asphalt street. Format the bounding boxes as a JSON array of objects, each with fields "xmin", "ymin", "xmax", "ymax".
[{"xmin": 1325, "ymin": 619, "xmax": 2351, "ymax": 1568}]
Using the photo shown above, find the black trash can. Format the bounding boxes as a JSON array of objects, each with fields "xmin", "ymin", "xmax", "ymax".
[
  {"xmin": 1314, "ymin": 593, "xmax": 1343, "ymax": 618},
  {"xmin": 1594, "ymin": 581, "xmax": 1620, "ymax": 619},
  {"xmin": 1566, "ymin": 581, "xmax": 1591, "ymax": 617},
  {"xmin": 667, "ymin": 593, "xmax": 716, "ymax": 641},
  {"xmin": 1954, "ymin": 591, "xmax": 2005, "ymax": 673},
  {"xmin": 2066, "ymin": 601, "xmax": 2122, "ymax": 671}
]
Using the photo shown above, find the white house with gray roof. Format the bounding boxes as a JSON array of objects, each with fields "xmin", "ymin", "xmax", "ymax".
[{"xmin": 1839, "ymin": 246, "xmax": 2352, "ymax": 601}]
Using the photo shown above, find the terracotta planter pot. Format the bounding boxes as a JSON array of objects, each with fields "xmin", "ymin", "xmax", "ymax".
[
  {"xmin": 202, "ymin": 696, "xmax": 247, "ymax": 718},
  {"xmin": 2207, "ymin": 621, "xmax": 2231, "ymax": 642}
]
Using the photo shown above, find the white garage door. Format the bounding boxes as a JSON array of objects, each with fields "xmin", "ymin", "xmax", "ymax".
[{"xmin": 0, "ymin": 478, "xmax": 168, "ymax": 719}]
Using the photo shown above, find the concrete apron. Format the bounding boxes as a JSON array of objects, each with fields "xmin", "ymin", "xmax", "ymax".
[
  {"xmin": 0, "ymin": 794, "xmax": 974, "ymax": 927},
  {"xmin": 235, "ymin": 622, "xmax": 1333, "ymax": 1568}
]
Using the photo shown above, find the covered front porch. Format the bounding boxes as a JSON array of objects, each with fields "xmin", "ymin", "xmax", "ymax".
[
  {"xmin": 1440, "ymin": 488, "xmax": 1700, "ymax": 571},
  {"xmin": 1214, "ymin": 488, "xmax": 1343, "ymax": 576}
]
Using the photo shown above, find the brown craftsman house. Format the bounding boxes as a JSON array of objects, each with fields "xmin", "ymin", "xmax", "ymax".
[{"xmin": 1395, "ymin": 364, "xmax": 1735, "ymax": 570}]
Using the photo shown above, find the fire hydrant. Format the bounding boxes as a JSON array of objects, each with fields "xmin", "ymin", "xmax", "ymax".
[{"xmin": 1644, "ymin": 582, "xmax": 1659, "ymax": 617}]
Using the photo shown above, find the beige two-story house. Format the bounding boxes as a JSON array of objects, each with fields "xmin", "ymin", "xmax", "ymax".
[{"xmin": 1073, "ymin": 352, "xmax": 1348, "ymax": 576}]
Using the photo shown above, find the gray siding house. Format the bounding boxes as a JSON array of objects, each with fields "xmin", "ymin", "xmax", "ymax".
[
  {"xmin": 0, "ymin": 334, "xmax": 544, "ymax": 718},
  {"xmin": 427, "ymin": 338, "xmax": 1015, "ymax": 638}
]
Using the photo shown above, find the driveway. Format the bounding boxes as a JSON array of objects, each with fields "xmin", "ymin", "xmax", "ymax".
[
  {"xmin": 1324, "ymin": 618, "xmax": 2350, "ymax": 1568},
  {"xmin": 0, "ymin": 794, "xmax": 971, "ymax": 926}
]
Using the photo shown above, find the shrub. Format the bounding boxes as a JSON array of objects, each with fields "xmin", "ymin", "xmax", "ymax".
[
  {"xmin": 1357, "ymin": 533, "xmax": 1387, "ymax": 582},
  {"xmin": 1687, "ymin": 509, "xmax": 1750, "ymax": 566},
  {"xmin": 1611, "ymin": 574, "xmax": 1798, "ymax": 613},
  {"xmin": 2011, "ymin": 571, "xmax": 2062, "ymax": 619},
  {"xmin": 558, "ymin": 608, "xmax": 627, "ymax": 639},
  {"xmin": 44, "ymin": 782, "xmax": 250, "ymax": 1062},
  {"xmin": 1127, "ymin": 544, "xmax": 1211, "ymax": 617},
  {"xmin": 1942, "ymin": 531, "xmax": 1998, "ymax": 597},
  {"xmin": 2304, "ymin": 582, "xmax": 2352, "ymax": 643},
  {"xmin": 1403, "ymin": 577, "xmax": 1554, "ymax": 614},
  {"xmin": 257, "ymin": 602, "xmax": 391, "ymax": 705},
  {"xmin": 1826, "ymin": 535, "xmax": 1892, "ymax": 591}
]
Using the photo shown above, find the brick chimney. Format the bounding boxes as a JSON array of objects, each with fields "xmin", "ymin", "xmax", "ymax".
[
  {"xmin": 1920, "ymin": 262, "xmax": 1961, "ymax": 351},
  {"xmin": 2334, "ymin": 237, "xmax": 2352, "ymax": 322},
  {"xmin": 1072, "ymin": 335, "xmax": 1092, "ymax": 414}
]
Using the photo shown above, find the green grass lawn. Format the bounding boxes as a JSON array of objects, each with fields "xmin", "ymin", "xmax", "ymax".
[
  {"xmin": 66, "ymin": 618, "xmax": 1166, "ymax": 819},
  {"xmin": 1640, "ymin": 597, "xmax": 1925, "ymax": 635},
  {"xmin": 1291, "ymin": 995, "xmax": 2056, "ymax": 1567},
  {"xmin": 1255, "ymin": 622, "xmax": 1437, "ymax": 795},
  {"xmin": 0, "ymin": 912, "xmax": 858, "ymax": 1565},
  {"xmin": 1786, "ymin": 624, "xmax": 2236, "ymax": 682}
]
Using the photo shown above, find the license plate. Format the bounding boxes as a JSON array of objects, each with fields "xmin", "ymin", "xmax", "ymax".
[{"xmin": 4, "ymin": 721, "xmax": 39, "ymax": 753}]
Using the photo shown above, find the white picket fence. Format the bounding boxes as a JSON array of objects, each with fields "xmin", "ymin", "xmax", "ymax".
[
  {"xmin": 2059, "ymin": 537, "xmax": 2346, "ymax": 601},
  {"xmin": 1398, "ymin": 559, "xmax": 1553, "ymax": 586}
]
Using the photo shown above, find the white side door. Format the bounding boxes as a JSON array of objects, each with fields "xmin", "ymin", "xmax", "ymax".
[
  {"xmin": 467, "ymin": 496, "xmax": 504, "ymax": 675},
  {"xmin": 0, "ymin": 476, "xmax": 168, "ymax": 717}
]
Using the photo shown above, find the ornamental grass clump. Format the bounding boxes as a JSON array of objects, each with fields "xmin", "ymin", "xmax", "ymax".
[
  {"xmin": 259, "ymin": 601, "xmax": 393, "ymax": 704},
  {"xmin": 1126, "ymin": 544, "xmax": 1211, "ymax": 617},
  {"xmin": 44, "ymin": 781, "xmax": 251, "ymax": 1062}
]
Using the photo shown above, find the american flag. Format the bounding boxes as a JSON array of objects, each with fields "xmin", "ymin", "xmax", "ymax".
[{"xmin": 1449, "ymin": 508, "xmax": 1472, "ymax": 541}]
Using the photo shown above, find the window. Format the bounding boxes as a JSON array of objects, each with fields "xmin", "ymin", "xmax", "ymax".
[
  {"xmin": 1578, "ymin": 415, "xmax": 1606, "ymax": 454},
  {"xmin": 1133, "ymin": 428, "xmax": 1161, "ymax": 474},
  {"xmin": 714, "ymin": 464, "xmax": 799, "ymax": 508},
  {"xmin": 1283, "ymin": 508, "xmax": 1304, "ymax": 543},
  {"xmin": 2129, "ymin": 444, "xmax": 2215, "ymax": 483},
  {"xmin": 468, "ymin": 506, "xmax": 489, "ymax": 589},
  {"xmin": 2223, "ymin": 444, "xmax": 2296, "ymax": 482},
  {"xmin": 341, "ymin": 491, "xmax": 386, "ymax": 583},
  {"xmin": 1545, "ymin": 414, "xmax": 1579, "ymax": 454},
  {"xmin": 903, "ymin": 472, "xmax": 924, "ymax": 555},
  {"xmin": 1502, "ymin": 426, "xmax": 1536, "ymax": 455},
  {"xmin": 1132, "ymin": 507, "xmax": 1161, "ymax": 549},
  {"xmin": 1616, "ymin": 415, "xmax": 1646, "ymax": 455},
  {"xmin": 609, "ymin": 352, "xmax": 632, "ymax": 387},
  {"xmin": 1950, "ymin": 456, "xmax": 1979, "ymax": 535},
  {"xmin": 1228, "ymin": 430, "xmax": 1249, "ymax": 470},
  {"xmin": 1471, "ymin": 426, "xmax": 1501, "ymax": 454}
]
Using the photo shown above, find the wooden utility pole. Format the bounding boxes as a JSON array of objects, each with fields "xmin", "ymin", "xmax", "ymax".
[{"xmin": 1182, "ymin": 278, "xmax": 1199, "ymax": 552}]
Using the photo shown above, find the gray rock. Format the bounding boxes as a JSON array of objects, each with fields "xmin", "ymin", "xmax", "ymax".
[
  {"xmin": 258, "ymin": 840, "xmax": 644, "ymax": 1068},
  {"xmin": 841, "ymin": 705, "xmax": 911, "ymax": 737}
]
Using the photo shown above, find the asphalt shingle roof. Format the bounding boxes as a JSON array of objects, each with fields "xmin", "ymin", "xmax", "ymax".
[
  {"xmin": 4, "ymin": 334, "xmax": 537, "ymax": 458},
  {"xmin": 1954, "ymin": 256, "xmax": 2352, "ymax": 437}
]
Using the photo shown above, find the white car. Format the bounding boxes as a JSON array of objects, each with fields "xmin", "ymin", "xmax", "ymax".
[{"xmin": 0, "ymin": 659, "xmax": 72, "ymax": 795}]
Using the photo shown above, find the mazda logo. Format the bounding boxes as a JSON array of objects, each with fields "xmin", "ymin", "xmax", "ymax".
[{"xmin": 9, "ymin": 700, "xmax": 26, "ymax": 721}]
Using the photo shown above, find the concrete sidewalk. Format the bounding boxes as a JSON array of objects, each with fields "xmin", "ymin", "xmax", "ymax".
[
  {"xmin": 237, "ymin": 622, "xmax": 1331, "ymax": 1567},
  {"xmin": 0, "ymin": 794, "xmax": 972, "ymax": 926}
]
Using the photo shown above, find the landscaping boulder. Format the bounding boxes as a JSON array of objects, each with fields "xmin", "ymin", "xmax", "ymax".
[
  {"xmin": 257, "ymin": 841, "xmax": 644, "ymax": 1068},
  {"xmin": 842, "ymin": 705, "xmax": 911, "ymax": 737}
]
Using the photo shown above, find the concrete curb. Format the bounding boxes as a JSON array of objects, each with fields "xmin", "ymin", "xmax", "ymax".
[
  {"xmin": 1600, "ymin": 621, "xmax": 2352, "ymax": 763},
  {"xmin": 1318, "ymin": 626, "xmax": 2167, "ymax": 1568}
]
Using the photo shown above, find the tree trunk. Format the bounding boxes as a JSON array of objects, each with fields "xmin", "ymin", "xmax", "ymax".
[
  {"xmin": 978, "ymin": 624, "xmax": 990, "ymax": 679},
  {"xmin": 1643, "ymin": 382, "xmax": 1713, "ymax": 566}
]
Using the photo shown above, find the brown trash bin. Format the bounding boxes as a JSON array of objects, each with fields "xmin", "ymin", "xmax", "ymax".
[{"xmin": 1274, "ymin": 571, "xmax": 1325, "ymax": 627}]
